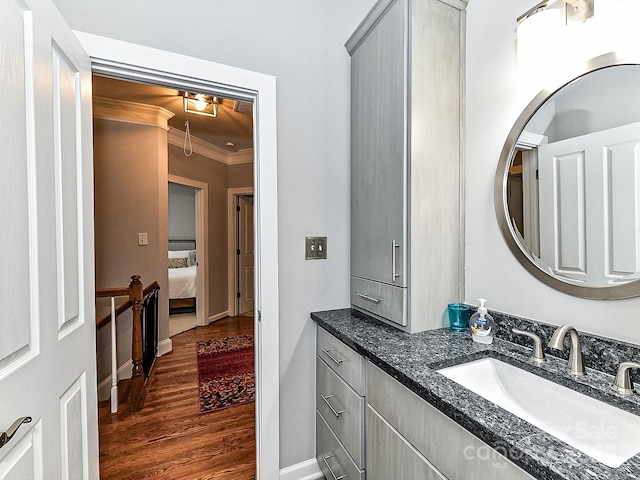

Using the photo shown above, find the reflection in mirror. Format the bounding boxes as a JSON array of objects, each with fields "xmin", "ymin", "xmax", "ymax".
[{"xmin": 497, "ymin": 55, "xmax": 640, "ymax": 299}]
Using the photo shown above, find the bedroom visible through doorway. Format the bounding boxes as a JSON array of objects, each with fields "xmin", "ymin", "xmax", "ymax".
[{"xmin": 168, "ymin": 180, "xmax": 203, "ymax": 336}]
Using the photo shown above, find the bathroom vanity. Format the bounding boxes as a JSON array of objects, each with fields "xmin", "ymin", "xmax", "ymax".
[{"xmin": 313, "ymin": 308, "xmax": 640, "ymax": 480}]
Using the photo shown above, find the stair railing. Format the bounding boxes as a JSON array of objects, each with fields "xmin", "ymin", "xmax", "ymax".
[{"xmin": 96, "ymin": 275, "xmax": 160, "ymax": 412}]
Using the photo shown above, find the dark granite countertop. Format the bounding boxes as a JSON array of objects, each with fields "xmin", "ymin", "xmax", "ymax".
[{"xmin": 311, "ymin": 308, "xmax": 640, "ymax": 480}]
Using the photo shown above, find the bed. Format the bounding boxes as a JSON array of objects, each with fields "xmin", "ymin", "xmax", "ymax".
[{"xmin": 168, "ymin": 240, "xmax": 197, "ymax": 313}]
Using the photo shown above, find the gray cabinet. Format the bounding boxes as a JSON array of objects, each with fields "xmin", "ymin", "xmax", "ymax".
[
  {"xmin": 316, "ymin": 327, "xmax": 365, "ymax": 479},
  {"xmin": 367, "ymin": 405, "xmax": 446, "ymax": 480},
  {"xmin": 366, "ymin": 361, "xmax": 536, "ymax": 480},
  {"xmin": 348, "ymin": 0, "xmax": 466, "ymax": 332}
]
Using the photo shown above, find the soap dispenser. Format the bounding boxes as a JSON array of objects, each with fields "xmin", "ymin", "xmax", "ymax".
[{"xmin": 469, "ymin": 299, "xmax": 495, "ymax": 344}]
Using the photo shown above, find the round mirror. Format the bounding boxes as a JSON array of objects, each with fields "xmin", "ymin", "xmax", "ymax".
[{"xmin": 495, "ymin": 53, "xmax": 640, "ymax": 299}]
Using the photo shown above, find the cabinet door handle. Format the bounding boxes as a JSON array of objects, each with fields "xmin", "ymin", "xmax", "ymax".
[
  {"xmin": 321, "ymin": 348, "xmax": 344, "ymax": 366},
  {"xmin": 357, "ymin": 293, "xmax": 381, "ymax": 304},
  {"xmin": 321, "ymin": 394, "xmax": 347, "ymax": 417},
  {"xmin": 392, "ymin": 240, "xmax": 400, "ymax": 282},
  {"xmin": 0, "ymin": 417, "xmax": 32, "ymax": 449},
  {"xmin": 320, "ymin": 453, "xmax": 348, "ymax": 480}
]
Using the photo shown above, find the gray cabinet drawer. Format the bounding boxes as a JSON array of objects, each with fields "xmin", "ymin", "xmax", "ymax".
[
  {"xmin": 367, "ymin": 405, "xmax": 446, "ymax": 480},
  {"xmin": 350, "ymin": 276, "xmax": 407, "ymax": 326},
  {"xmin": 317, "ymin": 411, "xmax": 364, "ymax": 480},
  {"xmin": 316, "ymin": 357, "xmax": 364, "ymax": 468},
  {"xmin": 366, "ymin": 361, "xmax": 535, "ymax": 480},
  {"xmin": 317, "ymin": 326, "xmax": 365, "ymax": 395}
]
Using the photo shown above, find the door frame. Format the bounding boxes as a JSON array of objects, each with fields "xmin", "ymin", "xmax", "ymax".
[
  {"xmin": 227, "ymin": 187, "xmax": 254, "ymax": 317},
  {"xmin": 76, "ymin": 32, "xmax": 280, "ymax": 479},
  {"xmin": 168, "ymin": 175, "xmax": 209, "ymax": 326}
]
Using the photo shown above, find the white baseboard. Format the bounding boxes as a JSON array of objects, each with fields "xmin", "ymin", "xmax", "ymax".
[
  {"xmin": 97, "ymin": 359, "xmax": 132, "ymax": 401},
  {"xmin": 157, "ymin": 338, "xmax": 172, "ymax": 356},
  {"xmin": 208, "ymin": 310, "xmax": 230, "ymax": 323},
  {"xmin": 279, "ymin": 458, "xmax": 323, "ymax": 480}
]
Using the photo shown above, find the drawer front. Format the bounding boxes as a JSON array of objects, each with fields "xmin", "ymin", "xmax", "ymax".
[
  {"xmin": 317, "ymin": 326, "xmax": 365, "ymax": 395},
  {"xmin": 317, "ymin": 357, "xmax": 364, "ymax": 468},
  {"xmin": 351, "ymin": 276, "xmax": 406, "ymax": 326},
  {"xmin": 367, "ymin": 405, "xmax": 446, "ymax": 480},
  {"xmin": 316, "ymin": 411, "xmax": 364, "ymax": 480},
  {"xmin": 366, "ymin": 362, "xmax": 535, "ymax": 480}
]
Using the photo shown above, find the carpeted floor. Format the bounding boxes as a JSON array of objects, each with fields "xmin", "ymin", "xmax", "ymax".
[
  {"xmin": 197, "ymin": 335, "xmax": 255, "ymax": 414},
  {"xmin": 169, "ymin": 312, "xmax": 196, "ymax": 337}
]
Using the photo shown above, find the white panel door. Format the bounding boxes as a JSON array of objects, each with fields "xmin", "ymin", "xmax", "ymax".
[
  {"xmin": 538, "ymin": 121, "xmax": 640, "ymax": 286},
  {"xmin": 0, "ymin": 0, "xmax": 98, "ymax": 478},
  {"xmin": 238, "ymin": 195, "xmax": 254, "ymax": 315}
]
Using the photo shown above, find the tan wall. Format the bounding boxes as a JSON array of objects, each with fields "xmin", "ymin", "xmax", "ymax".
[
  {"xmin": 93, "ymin": 119, "xmax": 169, "ymax": 352},
  {"xmin": 94, "ymin": 114, "xmax": 253, "ymax": 377},
  {"xmin": 168, "ymin": 144, "xmax": 231, "ymax": 317},
  {"xmin": 228, "ymin": 162, "xmax": 253, "ymax": 188}
]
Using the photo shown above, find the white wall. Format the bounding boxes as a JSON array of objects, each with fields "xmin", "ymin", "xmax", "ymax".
[
  {"xmin": 465, "ymin": 0, "xmax": 640, "ymax": 346},
  {"xmin": 52, "ymin": 0, "xmax": 376, "ymax": 469}
]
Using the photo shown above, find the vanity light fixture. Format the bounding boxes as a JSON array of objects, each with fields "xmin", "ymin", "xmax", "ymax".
[
  {"xmin": 183, "ymin": 92, "xmax": 219, "ymax": 117},
  {"xmin": 518, "ymin": 0, "xmax": 594, "ymax": 24}
]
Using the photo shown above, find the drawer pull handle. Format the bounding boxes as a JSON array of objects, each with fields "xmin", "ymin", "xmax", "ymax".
[
  {"xmin": 357, "ymin": 293, "xmax": 381, "ymax": 304},
  {"xmin": 320, "ymin": 453, "xmax": 348, "ymax": 480},
  {"xmin": 321, "ymin": 394, "xmax": 347, "ymax": 417},
  {"xmin": 321, "ymin": 348, "xmax": 344, "ymax": 365}
]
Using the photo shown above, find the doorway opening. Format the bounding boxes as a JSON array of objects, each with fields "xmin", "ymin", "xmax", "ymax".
[
  {"xmin": 79, "ymin": 31, "xmax": 281, "ymax": 478},
  {"xmin": 167, "ymin": 176, "xmax": 209, "ymax": 334},
  {"xmin": 91, "ymin": 74, "xmax": 258, "ymax": 476}
]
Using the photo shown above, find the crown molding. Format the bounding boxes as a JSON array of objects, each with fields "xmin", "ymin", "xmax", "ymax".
[
  {"xmin": 228, "ymin": 148, "xmax": 254, "ymax": 165},
  {"xmin": 93, "ymin": 97, "xmax": 174, "ymax": 130},
  {"xmin": 167, "ymin": 126, "xmax": 253, "ymax": 165}
]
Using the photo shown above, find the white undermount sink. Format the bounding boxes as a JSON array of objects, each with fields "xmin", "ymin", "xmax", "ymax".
[{"xmin": 437, "ymin": 357, "xmax": 640, "ymax": 468}]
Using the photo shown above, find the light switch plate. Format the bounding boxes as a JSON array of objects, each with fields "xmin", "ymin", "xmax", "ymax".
[
  {"xmin": 305, "ymin": 236, "xmax": 327, "ymax": 260},
  {"xmin": 138, "ymin": 232, "xmax": 148, "ymax": 246}
]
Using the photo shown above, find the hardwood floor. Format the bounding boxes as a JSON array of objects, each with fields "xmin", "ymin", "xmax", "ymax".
[{"xmin": 99, "ymin": 316, "xmax": 256, "ymax": 480}]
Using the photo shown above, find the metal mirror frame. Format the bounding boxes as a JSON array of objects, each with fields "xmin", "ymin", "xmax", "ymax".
[{"xmin": 494, "ymin": 52, "xmax": 640, "ymax": 300}]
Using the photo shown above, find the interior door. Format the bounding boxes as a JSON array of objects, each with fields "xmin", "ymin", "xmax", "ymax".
[
  {"xmin": 538, "ymin": 121, "xmax": 640, "ymax": 286},
  {"xmin": 0, "ymin": 1, "xmax": 99, "ymax": 478},
  {"xmin": 237, "ymin": 195, "xmax": 254, "ymax": 315},
  {"xmin": 350, "ymin": 0, "xmax": 406, "ymax": 288}
]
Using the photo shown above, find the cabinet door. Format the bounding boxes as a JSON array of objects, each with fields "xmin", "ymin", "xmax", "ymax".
[
  {"xmin": 367, "ymin": 405, "xmax": 447, "ymax": 480},
  {"xmin": 367, "ymin": 362, "xmax": 536, "ymax": 480},
  {"xmin": 351, "ymin": 0, "xmax": 407, "ymax": 287}
]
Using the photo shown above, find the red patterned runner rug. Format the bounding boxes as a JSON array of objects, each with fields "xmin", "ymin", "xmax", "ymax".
[{"xmin": 196, "ymin": 335, "xmax": 255, "ymax": 414}]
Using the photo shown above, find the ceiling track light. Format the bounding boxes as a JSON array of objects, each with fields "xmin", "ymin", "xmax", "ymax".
[
  {"xmin": 183, "ymin": 92, "xmax": 219, "ymax": 117},
  {"xmin": 517, "ymin": 0, "xmax": 594, "ymax": 24}
]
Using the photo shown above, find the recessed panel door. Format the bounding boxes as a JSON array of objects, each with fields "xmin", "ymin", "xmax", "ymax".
[
  {"xmin": 238, "ymin": 195, "xmax": 254, "ymax": 315},
  {"xmin": 538, "ymin": 121, "xmax": 640, "ymax": 286},
  {"xmin": 0, "ymin": 0, "xmax": 98, "ymax": 477}
]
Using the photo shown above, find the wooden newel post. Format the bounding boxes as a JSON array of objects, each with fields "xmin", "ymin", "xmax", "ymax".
[{"xmin": 128, "ymin": 275, "xmax": 145, "ymax": 411}]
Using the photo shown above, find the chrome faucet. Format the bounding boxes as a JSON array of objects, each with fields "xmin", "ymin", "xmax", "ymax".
[
  {"xmin": 548, "ymin": 325, "xmax": 585, "ymax": 376},
  {"xmin": 611, "ymin": 361, "xmax": 640, "ymax": 396},
  {"xmin": 512, "ymin": 328, "xmax": 546, "ymax": 363}
]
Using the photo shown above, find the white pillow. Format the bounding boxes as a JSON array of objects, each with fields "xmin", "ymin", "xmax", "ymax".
[
  {"xmin": 187, "ymin": 250, "xmax": 197, "ymax": 266},
  {"xmin": 168, "ymin": 250, "xmax": 190, "ymax": 259}
]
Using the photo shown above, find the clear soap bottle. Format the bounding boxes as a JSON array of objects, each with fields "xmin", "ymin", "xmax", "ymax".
[{"xmin": 469, "ymin": 298, "xmax": 495, "ymax": 344}]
